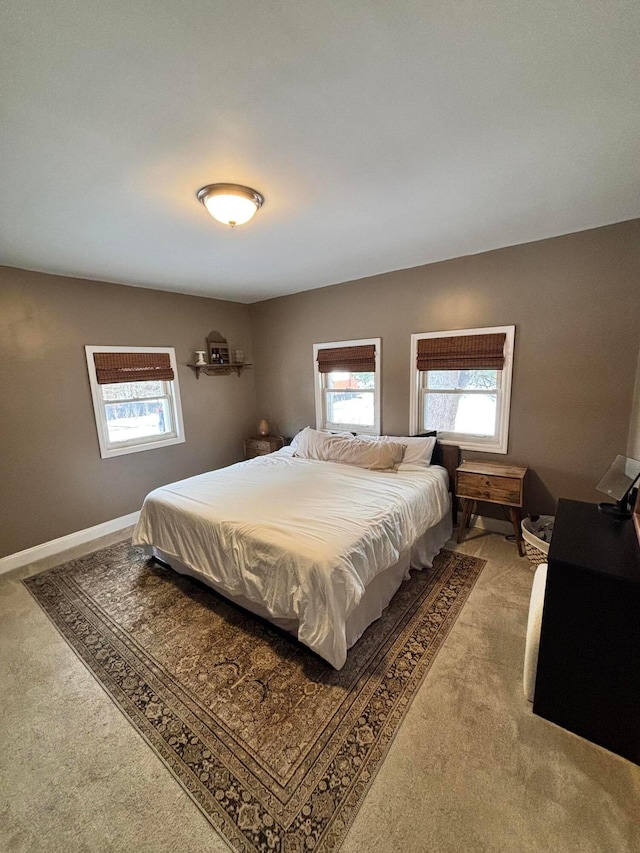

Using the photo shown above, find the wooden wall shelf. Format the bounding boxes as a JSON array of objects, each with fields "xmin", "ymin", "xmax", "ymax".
[{"xmin": 188, "ymin": 363, "xmax": 253, "ymax": 378}]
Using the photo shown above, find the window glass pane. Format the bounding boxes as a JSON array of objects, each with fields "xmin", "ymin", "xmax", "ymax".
[
  {"xmin": 105, "ymin": 398, "xmax": 172, "ymax": 444},
  {"xmin": 326, "ymin": 390, "xmax": 374, "ymax": 427},
  {"xmin": 326, "ymin": 371, "xmax": 375, "ymax": 390},
  {"xmin": 101, "ymin": 380, "xmax": 164, "ymax": 401},
  {"xmin": 424, "ymin": 392, "xmax": 497, "ymax": 436},
  {"xmin": 426, "ymin": 370, "xmax": 498, "ymax": 391}
]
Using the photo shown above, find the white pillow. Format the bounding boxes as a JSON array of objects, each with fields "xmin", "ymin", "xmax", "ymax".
[
  {"xmin": 395, "ymin": 436, "xmax": 436, "ymax": 468},
  {"xmin": 289, "ymin": 428, "xmax": 308, "ymax": 450},
  {"xmin": 289, "ymin": 427, "xmax": 353, "ymax": 450},
  {"xmin": 293, "ymin": 427, "xmax": 405, "ymax": 471},
  {"xmin": 357, "ymin": 434, "xmax": 436, "ymax": 469}
]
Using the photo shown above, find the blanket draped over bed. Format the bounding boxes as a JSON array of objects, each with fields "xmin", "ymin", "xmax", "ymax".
[{"xmin": 133, "ymin": 449, "xmax": 451, "ymax": 668}]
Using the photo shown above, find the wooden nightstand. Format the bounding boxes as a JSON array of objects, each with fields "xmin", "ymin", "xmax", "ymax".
[
  {"xmin": 243, "ymin": 435, "xmax": 284, "ymax": 460},
  {"xmin": 455, "ymin": 460, "xmax": 528, "ymax": 555}
]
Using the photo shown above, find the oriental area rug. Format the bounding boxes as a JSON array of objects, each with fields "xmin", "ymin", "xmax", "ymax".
[{"xmin": 25, "ymin": 543, "xmax": 485, "ymax": 853}]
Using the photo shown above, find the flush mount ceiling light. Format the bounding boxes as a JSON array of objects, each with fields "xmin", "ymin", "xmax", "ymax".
[{"xmin": 196, "ymin": 183, "xmax": 264, "ymax": 227}]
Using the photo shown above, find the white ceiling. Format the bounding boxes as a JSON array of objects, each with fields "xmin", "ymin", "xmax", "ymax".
[{"xmin": 2, "ymin": 1, "xmax": 639, "ymax": 303}]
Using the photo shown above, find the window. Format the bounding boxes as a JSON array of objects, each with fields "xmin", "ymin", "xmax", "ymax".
[
  {"xmin": 85, "ymin": 346, "xmax": 185, "ymax": 459},
  {"xmin": 410, "ymin": 326, "xmax": 515, "ymax": 453},
  {"xmin": 313, "ymin": 338, "xmax": 381, "ymax": 434}
]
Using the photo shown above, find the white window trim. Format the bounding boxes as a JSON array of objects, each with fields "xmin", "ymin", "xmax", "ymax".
[
  {"xmin": 313, "ymin": 338, "xmax": 381, "ymax": 435},
  {"xmin": 409, "ymin": 326, "xmax": 515, "ymax": 453},
  {"xmin": 85, "ymin": 345, "xmax": 186, "ymax": 459}
]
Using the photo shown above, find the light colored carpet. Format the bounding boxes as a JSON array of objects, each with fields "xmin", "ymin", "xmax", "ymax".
[
  {"xmin": 1, "ymin": 530, "xmax": 639, "ymax": 852},
  {"xmin": 22, "ymin": 543, "xmax": 484, "ymax": 852}
]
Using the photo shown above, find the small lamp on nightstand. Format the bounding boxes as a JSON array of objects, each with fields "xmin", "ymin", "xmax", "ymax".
[{"xmin": 258, "ymin": 419, "xmax": 270, "ymax": 436}]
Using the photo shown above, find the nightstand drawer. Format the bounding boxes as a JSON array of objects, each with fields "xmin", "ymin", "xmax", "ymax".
[
  {"xmin": 245, "ymin": 439, "xmax": 270, "ymax": 453},
  {"xmin": 456, "ymin": 472, "xmax": 522, "ymax": 506}
]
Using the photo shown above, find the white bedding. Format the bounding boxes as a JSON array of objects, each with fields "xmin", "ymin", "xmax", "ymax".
[{"xmin": 133, "ymin": 448, "xmax": 451, "ymax": 668}]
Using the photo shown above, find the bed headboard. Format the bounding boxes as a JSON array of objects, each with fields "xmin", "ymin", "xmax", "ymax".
[
  {"xmin": 432, "ymin": 441, "xmax": 459, "ymax": 488},
  {"xmin": 432, "ymin": 440, "xmax": 460, "ymax": 524}
]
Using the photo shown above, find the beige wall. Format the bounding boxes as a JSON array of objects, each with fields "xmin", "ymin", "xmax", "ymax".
[
  {"xmin": 249, "ymin": 220, "xmax": 640, "ymax": 515},
  {"xmin": 0, "ymin": 267, "xmax": 256, "ymax": 557},
  {"xmin": 2, "ymin": 219, "xmax": 638, "ymax": 556}
]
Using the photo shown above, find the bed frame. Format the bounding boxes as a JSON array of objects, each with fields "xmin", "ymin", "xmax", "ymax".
[{"xmin": 431, "ymin": 441, "xmax": 460, "ymax": 525}]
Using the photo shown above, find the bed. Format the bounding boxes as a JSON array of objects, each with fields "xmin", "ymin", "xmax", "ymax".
[{"xmin": 132, "ymin": 433, "xmax": 458, "ymax": 669}]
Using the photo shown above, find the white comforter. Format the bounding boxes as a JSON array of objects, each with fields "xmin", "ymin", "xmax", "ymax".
[{"xmin": 132, "ymin": 449, "xmax": 450, "ymax": 668}]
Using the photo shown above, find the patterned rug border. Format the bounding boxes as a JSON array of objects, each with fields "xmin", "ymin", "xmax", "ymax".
[{"xmin": 24, "ymin": 545, "xmax": 486, "ymax": 853}]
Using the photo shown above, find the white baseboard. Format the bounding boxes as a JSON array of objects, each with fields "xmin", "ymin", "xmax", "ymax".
[
  {"xmin": 0, "ymin": 511, "xmax": 140, "ymax": 576},
  {"xmin": 457, "ymin": 512, "xmax": 513, "ymax": 537}
]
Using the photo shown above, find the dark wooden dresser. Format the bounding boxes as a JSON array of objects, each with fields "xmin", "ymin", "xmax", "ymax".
[{"xmin": 533, "ymin": 498, "xmax": 640, "ymax": 763}]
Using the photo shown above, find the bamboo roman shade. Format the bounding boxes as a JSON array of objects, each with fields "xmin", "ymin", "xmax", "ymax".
[
  {"xmin": 93, "ymin": 352, "xmax": 174, "ymax": 384},
  {"xmin": 316, "ymin": 344, "xmax": 376, "ymax": 373},
  {"xmin": 416, "ymin": 333, "xmax": 506, "ymax": 371}
]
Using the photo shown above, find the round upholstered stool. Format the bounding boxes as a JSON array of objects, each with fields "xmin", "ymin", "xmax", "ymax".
[{"xmin": 523, "ymin": 563, "xmax": 547, "ymax": 702}]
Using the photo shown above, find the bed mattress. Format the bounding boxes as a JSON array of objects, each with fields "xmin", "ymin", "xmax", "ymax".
[{"xmin": 133, "ymin": 448, "xmax": 451, "ymax": 668}]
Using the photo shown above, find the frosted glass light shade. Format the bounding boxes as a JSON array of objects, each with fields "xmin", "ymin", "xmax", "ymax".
[{"xmin": 197, "ymin": 184, "xmax": 264, "ymax": 227}]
